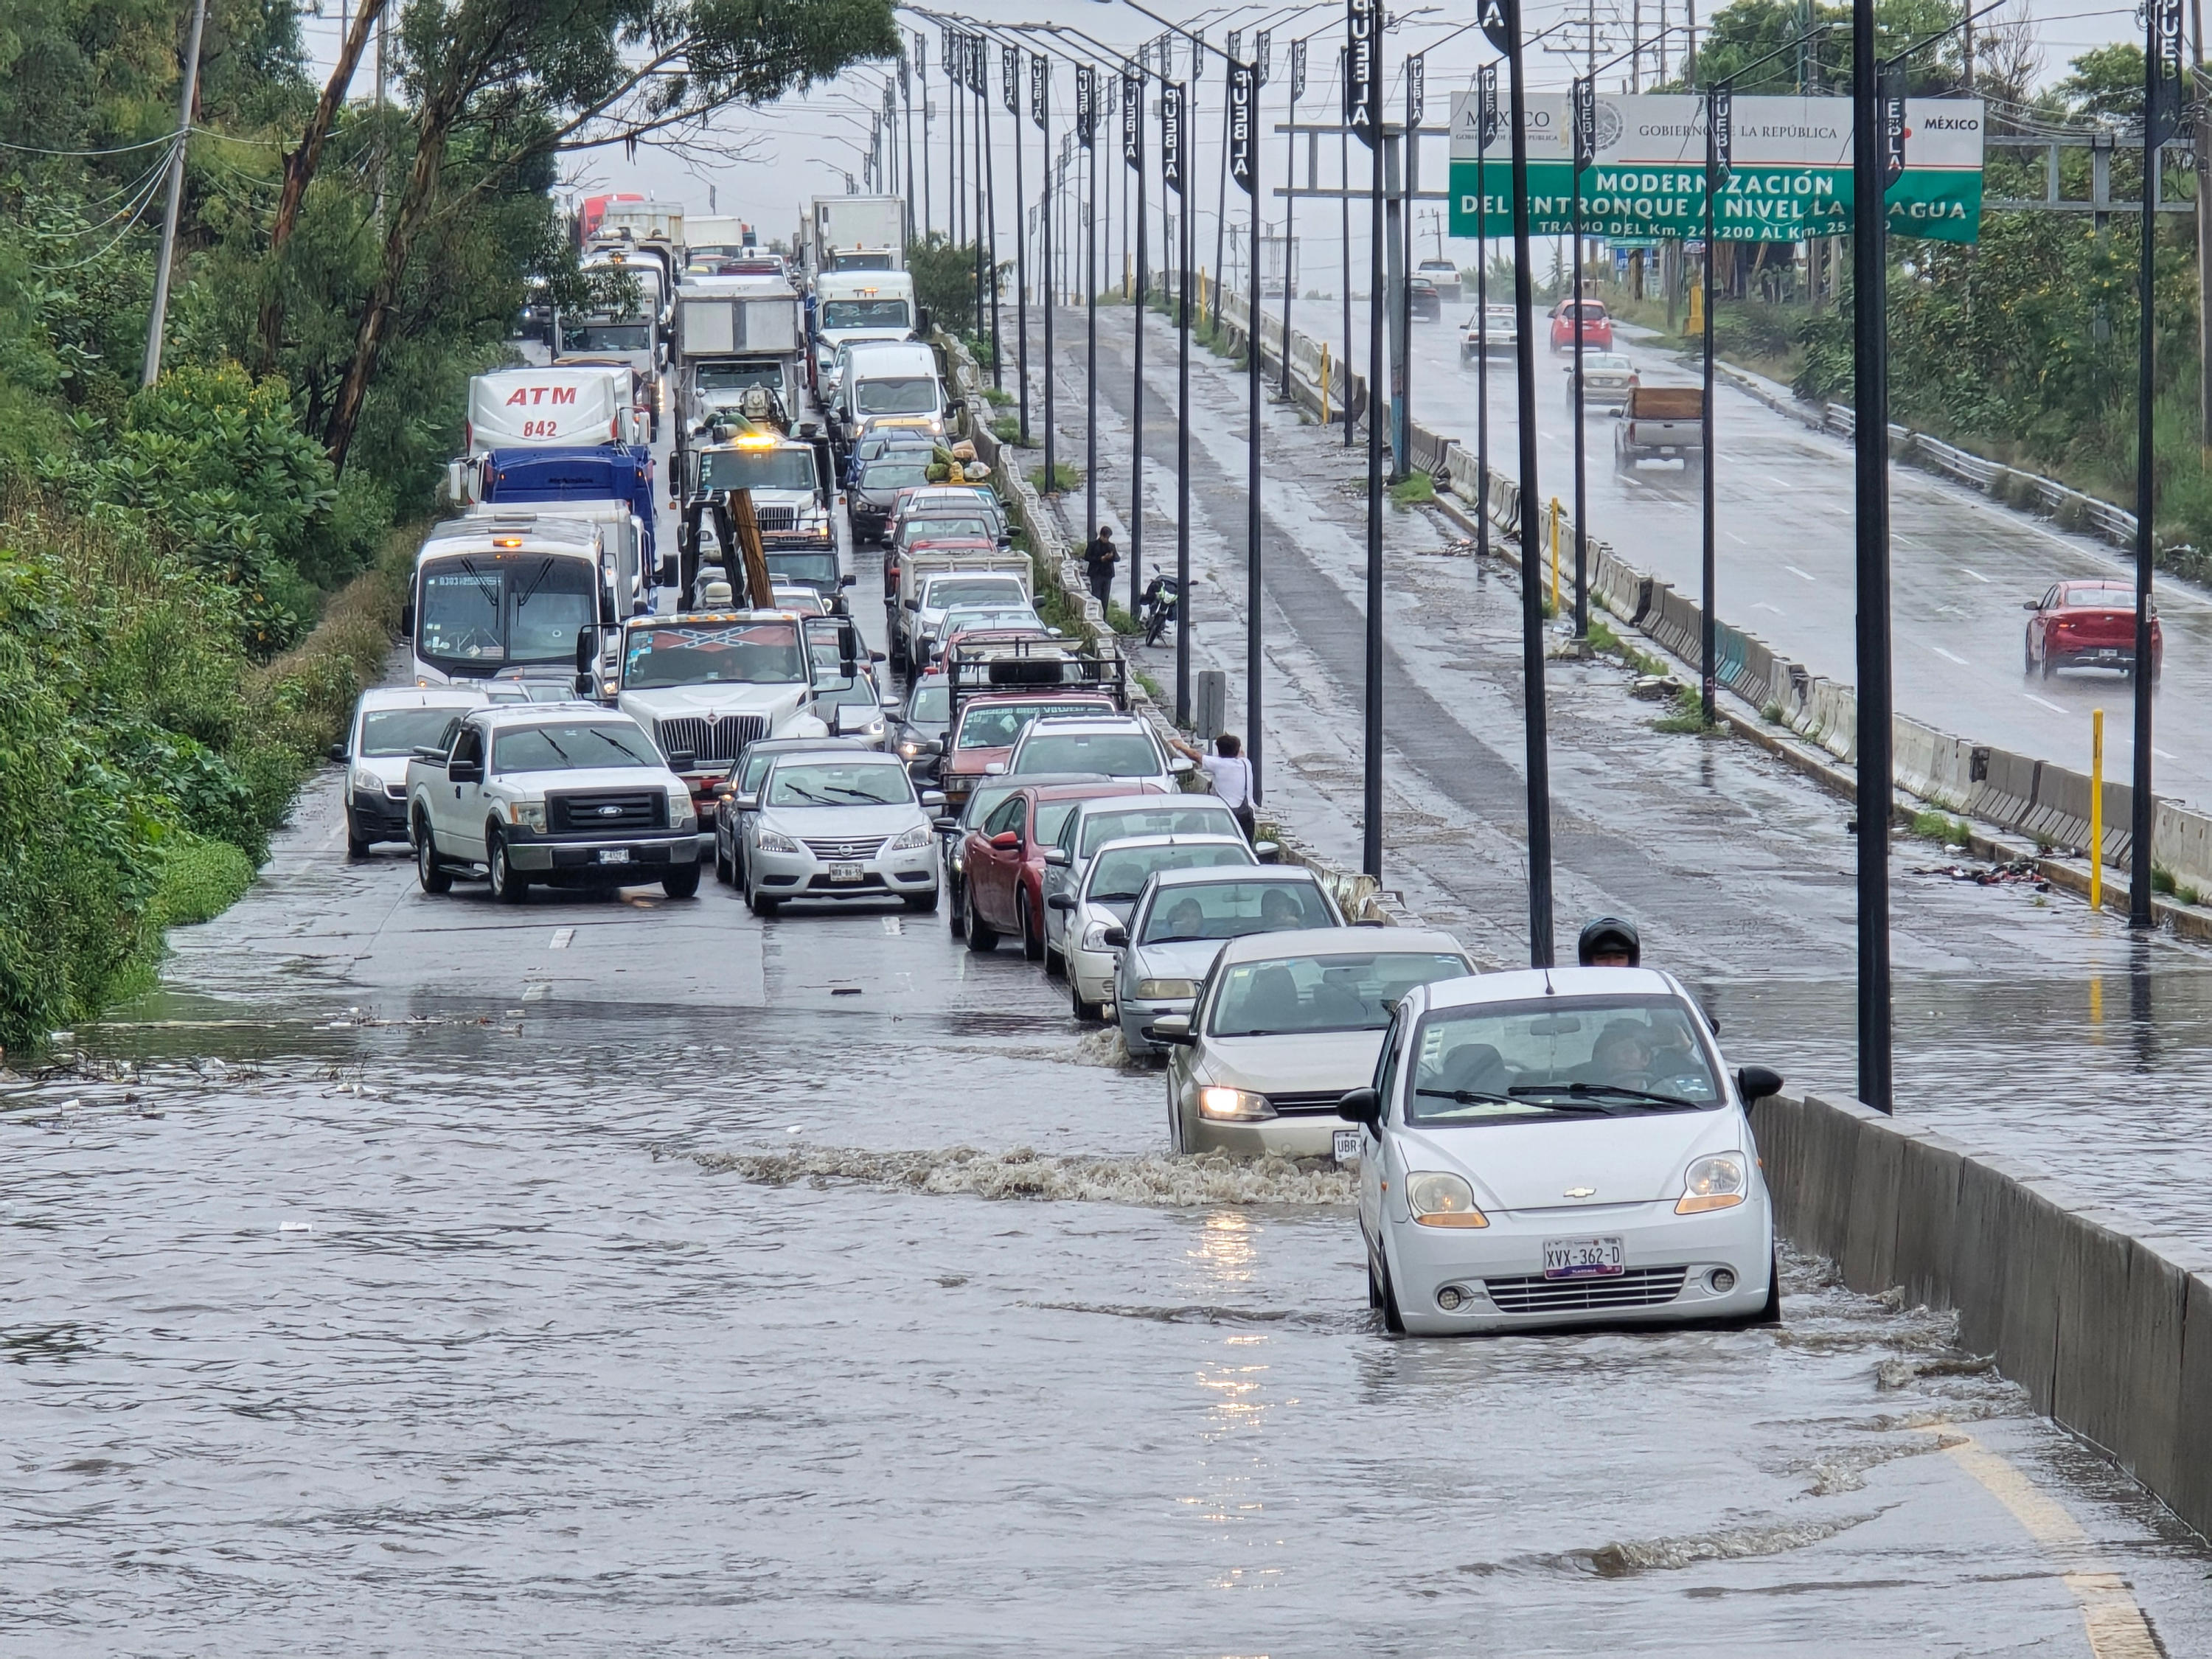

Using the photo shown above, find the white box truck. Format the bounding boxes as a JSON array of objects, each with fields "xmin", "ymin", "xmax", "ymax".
[
  {"xmin": 806, "ymin": 195, "xmax": 908, "ymax": 277},
  {"xmin": 465, "ymin": 366, "xmax": 647, "ymax": 455}
]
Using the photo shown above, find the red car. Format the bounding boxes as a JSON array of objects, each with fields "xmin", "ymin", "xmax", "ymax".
[
  {"xmin": 1549, "ymin": 299, "xmax": 1613, "ymax": 352},
  {"xmin": 938, "ymin": 689, "xmax": 1119, "ymax": 811},
  {"xmin": 2024, "ymin": 579, "xmax": 2160, "ymax": 680},
  {"xmin": 961, "ymin": 780, "xmax": 1169, "ymax": 959}
]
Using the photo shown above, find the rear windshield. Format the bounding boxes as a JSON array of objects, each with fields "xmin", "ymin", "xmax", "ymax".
[
  {"xmin": 1015, "ymin": 733, "xmax": 1158, "ymax": 777},
  {"xmin": 926, "ymin": 577, "xmax": 1024, "ymax": 609},
  {"xmin": 906, "ymin": 681, "xmax": 952, "ymax": 723},
  {"xmin": 906, "ymin": 519, "xmax": 998, "ymax": 545},
  {"xmin": 863, "ymin": 462, "xmax": 932, "ymax": 490},
  {"xmin": 1209, "ymin": 952, "xmax": 1471, "ymax": 1037},
  {"xmin": 1138, "ymin": 880, "xmax": 1335, "ymax": 944},
  {"xmin": 957, "ymin": 701, "xmax": 1113, "ymax": 750},
  {"xmin": 1078, "ymin": 803, "xmax": 1235, "ymax": 857}
]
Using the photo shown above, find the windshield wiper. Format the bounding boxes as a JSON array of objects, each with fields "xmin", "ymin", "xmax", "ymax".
[
  {"xmin": 784, "ymin": 785, "xmax": 837, "ymax": 804},
  {"xmin": 537, "ymin": 731, "xmax": 575, "ymax": 766},
  {"xmin": 1511, "ymin": 1082, "xmax": 1703, "ymax": 1110},
  {"xmin": 822, "ymin": 785, "xmax": 890, "ymax": 801},
  {"xmin": 1418, "ymin": 1088, "xmax": 1607, "ymax": 1114}
]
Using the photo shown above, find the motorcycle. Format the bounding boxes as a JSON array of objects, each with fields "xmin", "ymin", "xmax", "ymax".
[{"xmin": 1139, "ymin": 571, "xmax": 1180, "ymax": 647}]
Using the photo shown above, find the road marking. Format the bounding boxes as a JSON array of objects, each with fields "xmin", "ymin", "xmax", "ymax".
[
  {"xmin": 1754, "ymin": 602, "xmax": 1785, "ymax": 614},
  {"xmin": 550, "ymin": 928, "xmax": 574, "ymax": 950},
  {"xmin": 1929, "ymin": 1431, "xmax": 2163, "ymax": 1659},
  {"xmin": 881, "ymin": 917, "xmax": 905, "ymax": 936},
  {"xmin": 1937, "ymin": 604, "xmax": 1964, "ymax": 616},
  {"xmin": 1785, "ymin": 566, "xmax": 1818, "ymax": 583},
  {"xmin": 1761, "ymin": 473, "xmax": 1795, "ymax": 490},
  {"xmin": 2155, "ymin": 748, "xmax": 2176, "ymax": 760},
  {"xmin": 1959, "ymin": 566, "xmax": 1991, "ymax": 583},
  {"xmin": 2025, "ymin": 693, "xmax": 2067, "ymax": 714},
  {"xmin": 1933, "ymin": 646, "xmax": 1970, "ymax": 666},
  {"xmin": 522, "ymin": 982, "xmax": 550, "ymax": 1003},
  {"xmin": 1725, "ymin": 529, "xmax": 1750, "ymax": 546}
]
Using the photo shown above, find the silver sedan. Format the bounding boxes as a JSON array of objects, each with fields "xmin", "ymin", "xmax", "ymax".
[
  {"xmin": 1113, "ymin": 866, "xmax": 1343, "ymax": 1058},
  {"xmin": 739, "ymin": 753, "xmax": 944, "ymax": 916}
]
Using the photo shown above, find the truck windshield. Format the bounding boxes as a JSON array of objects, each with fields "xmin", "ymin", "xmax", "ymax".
[
  {"xmin": 697, "ymin": 450, "xmax": 819, "ymax": 493},
  {"xmin": 925, "ymin": 577, "xmax": 1025, "ymax": 610},
  {"xmin": 623, "ymin": 620, "xmax": 805, "ymax": 688},
  {"xmin": 492, "ymin": 723, "xmax": 661, "ymax": 773},
  {"xmin": 830, "ymin": 254, "xmax": 896, "ymax": 271},
  {"xmin": 853, "ymin": 376, "xmax": 937, "ymax": 416},
  {"xmin": 821, "ymin": 299, "xmax": 911, "ymax": 330},
  {"xmin": 765, "ymin": 551, "xmax": 838, "ymax": 586},
  {"xmin": 560, "ymin": 320, "xmax": 652, "ymax": 352},
  {"xmin": 695, "ymin": 361, "xmax": 783, "ymax": 391},
  {"xmin": 417, "ymin": 554, "xmax": 598, "ymax": 672},
  {"xmin": 903, "ymin": 518, "xmax": 995, "ymax": 546}
]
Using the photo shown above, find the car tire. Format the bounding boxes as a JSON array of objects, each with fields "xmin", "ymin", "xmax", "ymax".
[
  {"xmin": 965, "ymin": 885, "xmax": 998, "ymax": 952},
  {"xmin": 662, "ymin": 863, "xmax": 700, "ymax": 900},
  {"xmin": 345, "ymin": 813, "xmax": 372, "ymax": 860},
  {"xmin": 1018, "ymin": 893, "xmax": 1044, "ymax": 961},
  {"xmin": 714, "ymin": 838, "xmax": 733, "ymax": 885},
  {"xmin": 1071, "ymin": 980, "xmax": 1102, "ymax": 1022},
  {"xmin": 2040, "ymin": 649, "xmax": 2056, "ymax": 680},
  {"xmin": 414, "ymin": 817, "xmax": 452, "ymax": 894},
  {"xmin": 1367, "ymin": 1253, "xmax": 1385, "ymax": 1310},
  {"xmin": 2023, "ymin": 636, "xmax": 2037, "ymax": 675},
  {"xmin": 487, "ymin": 829, "xmax": 529, "ymax": 905},
  {"xmin": 947, "ymin": 874, "xmax": 967, "ymax": 936},
  {"xmin": 746, "ymin": 876, "xmax": 779, "ymax": 917},
  {"xmin": 903, "ymin": 887, "xmax": 940, "ymax": 913},
  {"xmin": 1755, "ymin": 1249, "xmax": 1783, "ymax": 1325},
  {"xmin": 1043, "ymin": 942, "xmax": 1065, "ymax": 980},
  {"xmin": 1377, "ymin": 1247, "xmax": 1407, "ymax": 1334}
]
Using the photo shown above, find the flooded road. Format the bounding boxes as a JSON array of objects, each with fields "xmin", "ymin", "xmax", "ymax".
[{"xmin": 7, "ymin": 802, "xmax": 2212, "ymax": 1655}]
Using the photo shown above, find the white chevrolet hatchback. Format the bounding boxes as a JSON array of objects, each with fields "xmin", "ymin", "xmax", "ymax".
[{"xmin": 1340, "ymin": 967, "xmax": 1781, "ymax": 1336}]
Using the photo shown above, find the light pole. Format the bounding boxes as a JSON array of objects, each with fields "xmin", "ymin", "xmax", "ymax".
[{"xmin": 1281, "ymin": 34, "xmax": 1311, "ymax": 401}]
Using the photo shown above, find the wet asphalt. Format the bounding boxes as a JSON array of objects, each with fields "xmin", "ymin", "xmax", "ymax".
[{"xmin": 5, "ymin": 462, "xmax": 2212, "ymax": 1652}]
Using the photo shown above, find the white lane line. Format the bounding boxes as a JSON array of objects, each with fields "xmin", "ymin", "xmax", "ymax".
[
  {"xmin": 550, "ymin": 928, "xmax": 574, "ymax": 950},
  {"xmin": 1761, "ymin": 473, "xmax": 1795, "ymax": 490},
  {"xmin": 1725, "ymin": 529, "xmax": 1750, "ymax": 546},
  {"xmin": 1785, "ymin": 565, "xmax": 1818, "ymax": 583},
  {"xmin": 522, "ymin": 982, "xmax": 551, "ymax": 1002},
  {"xmin": 2025, "ymin": 693, "xmax": 2067, "ymax": 714},
  {"xmin": 881, "ymin": 917, "xmax": 905, "ymax": 935},
  {"xmin": 1754, "ymin": 602, "xmax": 1785, "ymax": 614},
  {"xmin": 2156, "ymin": 747, "xmax": 2177, "ymax": 760},
  {"xmin": 1932, "ymin": 646, "xmax": 1970, "ymax": 666},
  {"xmin": 1958, "ymin": 566, "xmax": 1990, "ymax": 583},
  {"xmin": 1937, "ymin": 604, "xmax": 1964, "ymax": 616}
]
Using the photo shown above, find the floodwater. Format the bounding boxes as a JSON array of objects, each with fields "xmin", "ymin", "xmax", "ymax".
[{"xmin": 6, "ymin": 818, "xmax": 2212, "ymax": 1655}]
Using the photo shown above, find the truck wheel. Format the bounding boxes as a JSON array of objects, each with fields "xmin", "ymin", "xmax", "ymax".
[
  {"xmin": 487, "ymin": 829, "xmax": 529, "ymax": 904},
  {"xmin": 415, "ymin": 817, "xmax": 452, "ymax": 894},
  {"xmin": 662, "ymin": 863, "xmax": 700, "ymax": 900},
  {"xmin": 965, "ymin": 886, "xmax": 998, "ymax": 952}
]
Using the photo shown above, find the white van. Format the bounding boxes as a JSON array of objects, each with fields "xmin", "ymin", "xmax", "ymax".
[{"xmin": 832, "ymin": 340, "xmax": 948, "ymax": 453}]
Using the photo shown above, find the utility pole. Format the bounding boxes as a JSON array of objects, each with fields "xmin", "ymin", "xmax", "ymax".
[
  {"xmin": 1081, "ymin": 62, "xmax": 1099, "ymax": 552},
  {"xmin": 903, "ymin": 46, "xmax": 917, "ymax": 235},
  {"xmin": 983, "ymin": 49, "xmax": 1003, "ymax": 392},
  {"xmin": 920, "ymin": 33, "xmax": 933, "ymax": 238},
  {"xmin": 1570, "ymin": 74, "xmax": 1591, "ymax": 636},
  {"xmin": 1233, "ymin": 43, "xmax": 1265, "ymax": 805},
  {"xmin": 1167, "ymin": 72, "xmax": 1193, "ymax": 725},
  {"xmin": 1702, "ymin": 84, "xmax": 1727, "ymax": 723},
  {"xmin": 1281, "ymin": 38, "xmax": 1307, "ymax": 402},
  {"xmin": 1127, "ymin": 55, "xmax": 1148, "ymax": 619},
  {"xmin": 1352, "ymin": 0, "xmax": 1384, "ymax": 879},
  {"xmin": 1476, "ymin": 63, "xmax": 1495, "ymax": 570},
  {"xmin": 1009, "ymin": 46, "xmax": 1030, "ymax": 446},
  {"xmin": 2194, "ymin": 0, "xmax": 2211, "ymax": 458},
  {"xmin": 142, "ymin": 0, "xmax": 209, "ymax": 387},
  {"xmin": 1340, "ymin": 47, "xmax": 1354, "ymax": 451},
  {"xmin": 2138, "ymin": 0, "xmax": 2185, "ymax": 925}
]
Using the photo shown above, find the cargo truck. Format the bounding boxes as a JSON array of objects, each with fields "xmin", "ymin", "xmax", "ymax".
[{"xmin": 803, "ymin": 195, "xmax": 908, "ymax": 279}]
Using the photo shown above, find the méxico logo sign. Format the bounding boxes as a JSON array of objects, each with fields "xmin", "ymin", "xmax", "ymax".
[{"xmin": 1448, "ymin": 93, "xmax": 1983, "ymax": 245}]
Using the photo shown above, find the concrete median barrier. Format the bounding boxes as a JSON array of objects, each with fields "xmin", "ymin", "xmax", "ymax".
[
  {"xmin": 1966, "ymin": 745, "xmax": 2039, "ymax": 832},
  {"xmin": 1892, "ymin": 717, "xmax": 1944, "ymax": 804},
  {"xmin": 1754, "ymin": 1091, "xmax": 2212, "ymax": 1541}
]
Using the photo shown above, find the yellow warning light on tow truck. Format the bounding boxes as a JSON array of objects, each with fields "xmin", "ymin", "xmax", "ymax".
[{"xmin": 734, "ymin": 432, "xmax": 779, "ymax": 450}]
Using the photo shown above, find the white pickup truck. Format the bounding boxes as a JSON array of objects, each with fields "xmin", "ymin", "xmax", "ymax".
[
  {"xmin": 893, "ymin": 551, "xmax": 1033, "ymax": 670},
  {"xmin": 406, "ymin": 703, "xmax": 703, "ymax": 901},
  {"xmin": 1614, "ymin": 385, "xmax": 1705, "ymax": 471}
]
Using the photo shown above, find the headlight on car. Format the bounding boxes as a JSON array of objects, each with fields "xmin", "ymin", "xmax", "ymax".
[
  {"xmin": 351, "ymin": 767, "xmax": 380, "ymax": 793},
  {"xmin": 886, "ymin": 822, "xmax": 931, "ymax": 852},
  {"xmin": 757, "ymin": 827, "xmax": 801, "ymax": 854},
  {"xmin": 1197, "ymin": 1085, "xmax": 1274, "ymax": 1121},
  {"xmin": 1135, "ymin": 978, "xmax": 1195, "ymax": 1000},
  {"xmin": 1406, "ymin": 1171, "xmax": 1489, "ymax": 1228},
  {"xmin": 1677, "ymin": 1154, "xmax": 1747, "ymax": 1214},
  {"xmin": 898, "ymin": 739, "xmax": 922, "ymax": 759},
  {"xmin": 666, "ymin": 789, "xmax": 695, "ymax": 829},
  {"xmin": 505, "ymin": 801, "xmax": 547, "ymax": 832},
  {"xmin": 1080, "ymin": 919, "xmax": 1120, "ymax": 951}
]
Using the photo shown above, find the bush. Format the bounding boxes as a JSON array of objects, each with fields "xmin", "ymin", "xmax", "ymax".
[{"xmin": 150, "ymin": 835, "xmax": 257, "ymax": 930}]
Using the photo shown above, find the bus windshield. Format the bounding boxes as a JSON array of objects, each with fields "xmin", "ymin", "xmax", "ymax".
[
  {"xmin": 417, "ymin": 554, "xmax": 599, "ymax": 672},
  {"xmin": 623, "ymin": 620, "xmax": 806, "ymax": 688}
]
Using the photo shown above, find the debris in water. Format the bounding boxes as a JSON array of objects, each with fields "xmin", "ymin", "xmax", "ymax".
[
  {"xmin": 695, "ymin": 1144, "xmax": 1356, "ymax": 1208},
  {"xmin": 1564, "ymin": 1512, "xmax": 1879, "ymax": 1577},
  {"xmin": 279, "ymin": 1221, "xmax": 313, "ymax": 1234},
  {"xmin": 1912, "ymin": 858, "xmax": 2048, "ymax": 891}
]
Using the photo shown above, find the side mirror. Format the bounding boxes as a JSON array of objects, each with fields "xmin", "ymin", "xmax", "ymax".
[
  {"xmin": 1101, "ymin": 925, "xmax": 1127, "ymax": 948},
  {"xmin": 989, "ymin": 830, "xmax": 1021, "ymax": 851},
  {"xmin": 870, "ymin": 649, "xmax": 887, "ymax": 664},
  {"xmin": 575, "ymin": 627, "xmax": 599, "ymax": 672},
  {"xmin": 840, "ymin": 574, "xmax": 858, "ymax": 588},
  {"xmin": 572, "ymin": 672, "xmax": 594, "ymax": 698},
  {"xmin": 932, "ymin": 815, "xmax": 961, "ymax": 833},
  {"xmin": 328, "ymin": 742, "xmax": 348, "ymax": 763},
  {"xmin": 1253, "ymin": 839, "xmax": 1281, "ymax": 862},
  {"xmin": 1146, "ymin": 1014, "xmax": 1194, "ymax": 1045},
  {"xmin": 2021, "ymin": 599, "xmax": 2039, "ymax": 611},
  {"xmin": 1046, "ymin": 892, "xmax": 1077, "ymax": 911},
  {"xmin": 905, "ymin": 597, "xmax": 921, "ymax": 611},
  {"xmin": 1336, "ymin": 1086, "xmax": 1382, "ymax": 1127},
  {"xmin": 400, "ymin": 601, "xmax": 415, "ymax": 635},
  {"xmin": 984, "ymin": 762, "xmax": 1006, "ymax": 775},
  {"xmin": 734, "ymin": 794, "xmax": 759, "ymax": 813},
  {"xmin": 916, "ymin": 740, "xmax": 943, "ymax": 757},
  {"xmin": 713, "ymin": 782, "xmax": 736, "ymax": 800},
  {"xmin": 1169, "ymin": 757, "xmax": 1195, "ymax": 774},
  {"xmin": 1736, "ymin": 1065, "xmax": 1785, "ymax": 1101},
  {"xmin": 448, "ymin": 761, "xmax": 484, "ymax": 784},
  {"xmin": 919, "ymin": 790, "xmax": 946, "ymax": 809},
  {"xmin": 1042, "ymin": 846, "xmax": 1071, "ymax": 867}
]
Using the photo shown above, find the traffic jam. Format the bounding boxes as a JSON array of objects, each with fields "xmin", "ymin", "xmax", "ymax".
[{"xmin": 327, "ymin": 194, "xmax": 1784, "ymax": 1338}]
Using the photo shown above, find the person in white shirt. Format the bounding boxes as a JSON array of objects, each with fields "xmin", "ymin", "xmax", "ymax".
[{"xmin": 1171, "ymin": 731, "xmax": 1256, "ymax": 841}]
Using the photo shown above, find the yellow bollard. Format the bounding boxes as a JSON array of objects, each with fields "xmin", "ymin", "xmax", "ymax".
[
  {"xmin": 1549, "ymin": 496, "xmax": 1562, "ymax": 614},
  {"xmin": 1200, "ymin": 266, "xmax": 1209, "ymax": 316},
  {"xmin": 2090, "ymin": 707, "xmax": 2105, "ymax": 911},
  {"xmin": 1321, "ymin": 342, "xmax": 1332, "ymax": 426}
]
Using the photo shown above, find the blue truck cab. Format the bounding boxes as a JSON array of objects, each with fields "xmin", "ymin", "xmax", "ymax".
[{"xmin": 461, "ymin": 446, "xmax": 662, "ymax": 610}]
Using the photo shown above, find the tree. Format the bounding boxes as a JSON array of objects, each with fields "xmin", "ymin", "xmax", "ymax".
[{"xmin": 321, "ymin": 0, "xmax": 899, "ymax": 473}]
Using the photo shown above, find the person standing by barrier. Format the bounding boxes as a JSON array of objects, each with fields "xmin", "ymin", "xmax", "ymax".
[
  {"xmin": 1083, "ymin": 525, "xmax": 1118, "ymax": 608},
  {"xmin": 1171, "ymin": 731, "xmax": 1256, "ymax": 841}
]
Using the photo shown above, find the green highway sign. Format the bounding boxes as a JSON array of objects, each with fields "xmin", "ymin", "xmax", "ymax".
[{"xmin": 1448, "ymin": 93, "xmax": 1983, "ymax": 245}]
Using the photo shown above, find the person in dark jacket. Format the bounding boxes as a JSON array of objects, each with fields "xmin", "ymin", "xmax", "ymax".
[{"xmin": 1083, "ymin": 526, "xmax": 1118, "ymax": 606}]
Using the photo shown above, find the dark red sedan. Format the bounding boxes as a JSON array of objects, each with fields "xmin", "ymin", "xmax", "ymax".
[
  {"xmin": 961, "ymin": 779, "xmax": 1166, "ymax": 959},
  {"xmin": 2024, "ymin": 579, "xmax": 2160, "ymax": 681},
  {"xmin": 1548, "ymin": 299, "xmax": 1613, "ymax": 352}
]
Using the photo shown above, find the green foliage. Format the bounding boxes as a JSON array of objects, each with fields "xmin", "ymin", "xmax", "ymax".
[
  {"xmin": 1654, "ymin": 686, "xmax": 1719, "ymax": 733},
  {"xmin": 1028, "ymin": 462, "xmax": 1082, "ymax": 493},
  {"xmin": 150, "ymin": 835, "xmax": 257, "ymax": 930},
  {"xmin": 1910, "ymin": 810, "xmax": 1972, "ymax": 846},
  {"xmin": 908, "ymin": 234, "xmax": 1001, "ymax": 335},
  {"xmin": 1388, "ymin": 473, "xmax": 1436, "ymax": 508}
]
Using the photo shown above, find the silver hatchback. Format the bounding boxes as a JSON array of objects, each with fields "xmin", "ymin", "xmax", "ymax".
[{"xmin": 1114, "ymin": 866, "xmax": 1343, "ymax": 1058}]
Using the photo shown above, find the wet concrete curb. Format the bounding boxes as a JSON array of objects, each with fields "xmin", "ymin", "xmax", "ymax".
[{"xmin": 1754, "ymin": 1088, "xmax": 2212, "ymax": 1545}]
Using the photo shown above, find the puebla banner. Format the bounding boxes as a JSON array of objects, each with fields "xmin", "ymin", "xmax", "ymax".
[{"xmin": 1448, "ymin": 93, "xmax": 1983, "ymax": 245}]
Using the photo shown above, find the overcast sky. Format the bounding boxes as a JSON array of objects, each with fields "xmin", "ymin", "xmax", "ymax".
[{"xmin": 298, "ymin": 0, "xmax": 2138, "ymax": 291}]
